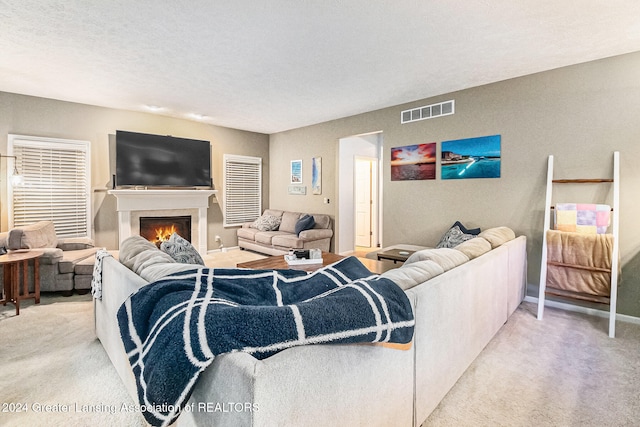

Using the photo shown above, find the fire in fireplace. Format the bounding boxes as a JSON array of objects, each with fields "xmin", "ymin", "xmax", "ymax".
[{"xmin": 140, "ymin": 216, "xmax": 192, "ymax": 247}]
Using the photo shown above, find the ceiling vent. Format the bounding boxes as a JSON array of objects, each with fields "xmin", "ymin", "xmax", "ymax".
[{"xmin": 401, "ymin": 100, "xmax": 454, "ymax": 124}]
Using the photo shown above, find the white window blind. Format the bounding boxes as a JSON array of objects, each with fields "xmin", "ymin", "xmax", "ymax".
[
  {"xmin": 223, "ymin": 154, "xmax": 262, "ymax": 227},
  {"xmin": 8, "ymin": 135, "xmax": 91, "ymax": 238}
]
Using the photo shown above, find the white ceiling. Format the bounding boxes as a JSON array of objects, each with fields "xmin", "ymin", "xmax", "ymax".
[{"xmin": 2, "ymin": 1, "xmax": 640, "ymax": 134}]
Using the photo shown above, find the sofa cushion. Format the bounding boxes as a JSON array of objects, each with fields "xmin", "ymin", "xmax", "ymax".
[
  {"xmin": 7, "ymin": 220, "xmax": 58, "ymax": 250},
  {"xmin": 39, "ymin": 248, "xmax": 64, "ymax": 265},
  {"xmin": 161, "ymin": 233, "xmax": 205, "ymax": 265},
  {"xmin": 382, "ymin": 260, "xmax": 445, "ymax": 291},
  {"xmin": 454, "ymin": 237, "xmax": 492, "ymax": 260},
  {"xmin": 295, "ymin": 214, "xmax": 316, "ymax": 235},
  {"xmin": 435, "ymin": 225, "xmax": 476, "ymax": 249},
  {"xmin": 279, "ymin": 212, "xmax": 302, "ymax": 233},
  {"xmin": 119, "ymin": 235, "xmax": 176, "ymax": 276},
  {"xmin": 74, "ymin": 254, "xmax": 97, "ymax": 275},
  {"xmin": 58, "ymin": 247, "xmax": 99, "ymax": 274},
  {"xmin": 478, "ymin": 227, "xmax": 516, "ymax": 249},
  {"xmin": 255, "ymin": 231, "xmax": 285, "ymax": 246},
  {"xmin": 251, "ymin": 214, "xmax": 282, "ymax": 231},
  {"xmin": 404, "ymin": 248, "xmax": 469, "ymax": 271},
  {"xmin": 271, "ymin": 234, "xmax": 304, "ymax": 249},
  {"xmin": 237, "ymin": 227, "xmax": 261, "ymax": 241}
]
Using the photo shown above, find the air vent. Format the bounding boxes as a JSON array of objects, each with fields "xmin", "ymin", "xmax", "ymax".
[{"xmin": 401, "ymin": 100, "xmax": 455, "ymax": 124}]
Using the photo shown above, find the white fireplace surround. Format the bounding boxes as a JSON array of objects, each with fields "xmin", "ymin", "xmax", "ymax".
[{"xmin": 109, "ymin": 189, "xmax": 217, "ymax": 255}]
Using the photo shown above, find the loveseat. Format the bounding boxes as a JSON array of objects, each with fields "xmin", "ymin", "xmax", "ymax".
[
  {"xmin": 237, "ymin": 209, "xmax": 333, "ymax": 255},
  {"xmin": 0, "ymin": 221, "xmax": 98, "ymax": 294},
  {"xmin": 94, "ymin": 226, "xmax": 526, "ymax": 426}
]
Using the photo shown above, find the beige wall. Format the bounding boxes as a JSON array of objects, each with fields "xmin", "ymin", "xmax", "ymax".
[
  {"xmin": 269, "ymin": 51, "xmax": 640, "ymax": 316},
  {"xmin": 0, "ymin": 92, "xmax": 270, "ymax": 251}
]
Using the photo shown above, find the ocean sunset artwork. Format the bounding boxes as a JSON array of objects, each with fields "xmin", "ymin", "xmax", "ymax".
[{"xmin": 391, "ymin": 142, "xmax": 436, "ymax": 181}]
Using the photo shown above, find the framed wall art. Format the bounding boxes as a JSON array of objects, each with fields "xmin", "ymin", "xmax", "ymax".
[
  {"xmin": 312, "ymin": 157, "xmax": 322, "ymax": 194},
  {"xmin": 441, "ymin": 134, "xmax": 501, "ymax": 180},
  {"xmin": 290, "ymin": 159, "xmax": 302, "ymax": 184},
  {"xmin": 390, "ymin": 142, "xmax": 436, "ymax": 181}
]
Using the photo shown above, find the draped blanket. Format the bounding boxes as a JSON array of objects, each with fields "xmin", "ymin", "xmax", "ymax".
[
  {"xmin": 546, "ymin": 230, "xmax": 614, "ymax": 296},
  {"xmin": 117, "ymin": 256, "xmax": 415, "ymax": 426}
]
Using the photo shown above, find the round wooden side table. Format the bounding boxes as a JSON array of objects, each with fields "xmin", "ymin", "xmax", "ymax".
[{"xmin": 0, "ymin": 249, "xmax": 44, "ymax": 315}]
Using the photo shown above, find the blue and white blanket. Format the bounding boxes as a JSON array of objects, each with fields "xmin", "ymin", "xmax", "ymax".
[{"xmin": 117, "ymin": 256, "xmax": 414, "ymax": 426}]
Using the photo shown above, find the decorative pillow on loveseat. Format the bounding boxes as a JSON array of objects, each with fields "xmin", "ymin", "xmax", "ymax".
[
  {"xmin": 295, "ymin": 214, "xmax": 316, "ymax": 235},
  {"xmin": 251, "ymin": 214, "xmax": 282, "ymax": 231},
  {"xmin": 160, "ymin": 233, "xmax": 205, "ymax": 265}
]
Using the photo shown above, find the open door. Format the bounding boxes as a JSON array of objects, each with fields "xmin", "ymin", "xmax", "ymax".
[{"xmin": 355, "ymin": 157, "xmax": 377, "ymax": 247}]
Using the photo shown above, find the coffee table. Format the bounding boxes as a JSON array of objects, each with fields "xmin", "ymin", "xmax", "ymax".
[
  {"xmin": 376, "ymin": 248, "xmax": 416, "ymax": 264},
  {"xmin": 0, "ymin": 250, "xmax": 44, "ymax": 315},
  {"xmin": 237, "ymin": 251, "xmax": 396, "ymax": 274}
]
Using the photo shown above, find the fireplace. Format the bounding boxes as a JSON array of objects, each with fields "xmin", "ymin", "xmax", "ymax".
[
  {"xmin": 140, "ymin": 215, "xmax": 192, "ymax": 247},
  {"xmin": 109, "ymin": 189, "xmax": 217, "ymax": 255}
]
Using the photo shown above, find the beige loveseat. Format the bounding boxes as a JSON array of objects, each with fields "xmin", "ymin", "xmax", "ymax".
[
  {"xmin": 237, "ymin": 209, "xmax": 333, "ymax": 255},
  {"xmin": 0, "ymin": 221, "xmax": 98, "ymax": 294}
]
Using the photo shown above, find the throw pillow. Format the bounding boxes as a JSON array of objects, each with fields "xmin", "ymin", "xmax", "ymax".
[
  {"xmin": 251, "ymin": 214, "xmax": 282, "ymax": 231},
  {"xmin": 451, "ymin": 221, "xmax": 481, "ymax": 235},
  {"xmin": 295, "ymin": 214, "xmax": 316, "ymax": 235},
  {"xmin": 160, "ymin": 233, "xmax": 205, "ymax": 265},
  {"xmin": 436, "ymin": 225, "xmax": 476, "ymax": 249}
]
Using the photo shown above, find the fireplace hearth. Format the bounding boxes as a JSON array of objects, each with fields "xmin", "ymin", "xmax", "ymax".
[{"xmin": 140, "ymin": 215, "xmax": 192, "ymax": 247}]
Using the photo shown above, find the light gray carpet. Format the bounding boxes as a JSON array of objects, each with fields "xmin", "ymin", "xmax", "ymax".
[
  {"xmin": 2, "ymin": 292, "xmax": 639, "ymax": 426},
  {"xmin": 423, "ymin": 302, "xmax": 640, "ymax": 426}
]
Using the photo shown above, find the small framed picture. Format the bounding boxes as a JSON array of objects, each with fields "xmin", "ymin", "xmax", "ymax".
[{"xmin": 291, "ymin": 159, "xmax": 302, "ymax": 184}]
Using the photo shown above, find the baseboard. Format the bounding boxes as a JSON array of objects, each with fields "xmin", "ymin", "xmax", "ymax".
[
  {"xmin": 523, "ymin": 295, "xmax": 640, "ymax": 325},
  {"xmin": 206, "ymin": 246, "xmax": 240, "ymax": 254}
]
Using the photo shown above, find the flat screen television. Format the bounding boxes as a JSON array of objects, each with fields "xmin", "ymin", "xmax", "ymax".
[{"xmin": 115, "ymin": 130, "xmax": 211, "ymax": 188}]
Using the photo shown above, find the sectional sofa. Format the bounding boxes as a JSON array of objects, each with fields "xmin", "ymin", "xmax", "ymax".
[
  {"xmin": 0, "ymin": 220, "xmax": 98, "ymax": 294},
  {"xmin": 94, "ymin": 227, "xmax": 526, "ymax": 426}
]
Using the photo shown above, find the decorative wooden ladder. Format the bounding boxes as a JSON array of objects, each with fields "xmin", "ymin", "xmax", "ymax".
[{"xmin": 537, "ymin": 151, "xmax": 620, "ymax": 337}]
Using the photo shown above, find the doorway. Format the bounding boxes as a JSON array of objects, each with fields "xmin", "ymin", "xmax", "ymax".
[
  {"xmin": 355, "ymin": 157, "xmax": 377, "ymax": 247},
  {"xmin": 337, "ymin": 132, "xmax": 382, "ymax": 255}
]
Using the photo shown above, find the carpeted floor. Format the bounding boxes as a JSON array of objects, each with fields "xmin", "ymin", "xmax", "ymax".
[
  {"xmin": 423, "ymin": 302, "xmax": 640, "ymax": 426},
  {"xmin": 2, "ymin": 263, "xmax": 639, "ymax": 426}
]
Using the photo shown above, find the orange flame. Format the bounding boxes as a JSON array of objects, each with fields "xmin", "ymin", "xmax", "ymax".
[{"xmin": 154, "ymin": 225, "xmax": 177, "ymax": 243}]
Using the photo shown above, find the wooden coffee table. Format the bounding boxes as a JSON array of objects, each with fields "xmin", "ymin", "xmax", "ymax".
[
  {"xmin": 237, "ymin": 251, "xmax": 396, "ymax": 274},
  {"xmin": 0, "ymin": 250, "xmax": 44, "ymax": 315}
]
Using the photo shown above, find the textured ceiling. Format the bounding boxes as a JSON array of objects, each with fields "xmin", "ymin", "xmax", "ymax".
[{"xmin": 2, "ymin": 1, "xmax": 640, "ymax": 134}]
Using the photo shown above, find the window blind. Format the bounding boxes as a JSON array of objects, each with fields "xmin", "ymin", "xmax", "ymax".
[
  {"xmin": 223, "ymin": 154, "xmax": 262, "ymax": 227},
  {"xmin": 9, "ymin": 135, "xmax": 91, "ymax": 238}
]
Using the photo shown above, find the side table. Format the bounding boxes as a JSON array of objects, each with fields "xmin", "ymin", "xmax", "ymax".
[
  {"xmin": 376, "ymin": 248, "xmax": 416, "ymax": 264},
  {"xmin": 0, "ymin": 250, "xmax": 44, "ymax": 315}
]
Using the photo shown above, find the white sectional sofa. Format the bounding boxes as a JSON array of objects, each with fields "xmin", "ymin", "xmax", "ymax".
[{"xmin": 94, "ymin": 227, "xmax": 526, "ymax": 426}]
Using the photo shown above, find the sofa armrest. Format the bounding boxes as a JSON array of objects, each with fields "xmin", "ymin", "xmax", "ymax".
[{"xmin": 298, "ymin": 228, "xmax": 333, "ymax": 241}]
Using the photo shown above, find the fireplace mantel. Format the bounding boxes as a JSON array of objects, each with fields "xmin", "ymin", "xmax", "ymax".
[{"xmin": 109, "ymin": 189, "xmax": 217, "ymax": 255}]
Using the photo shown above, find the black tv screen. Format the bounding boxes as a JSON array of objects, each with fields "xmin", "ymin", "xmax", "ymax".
[{"xmin": 116, "ymin": 130, "xmax": 211, "ymax": 188}]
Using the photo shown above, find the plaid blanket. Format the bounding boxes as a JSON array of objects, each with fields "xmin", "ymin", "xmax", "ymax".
[{"xmin": 117, "ymin": 256, "xmax": 414, "ymax": 426}]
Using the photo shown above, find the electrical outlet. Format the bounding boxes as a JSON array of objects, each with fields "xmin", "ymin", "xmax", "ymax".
[{"xmin": 215, "ymin": 235, "xmax": 221, "ymax": 242}]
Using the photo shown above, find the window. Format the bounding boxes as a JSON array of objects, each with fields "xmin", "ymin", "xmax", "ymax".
[
  {"xmin": 223, "ymin": 154, "xmax": 261, "ymax": 227},
  {"xmin": 8, "ymin": 135, "xmax": 91, "ymax": 238}
]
